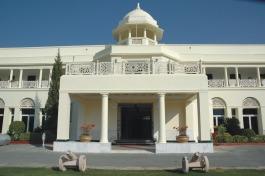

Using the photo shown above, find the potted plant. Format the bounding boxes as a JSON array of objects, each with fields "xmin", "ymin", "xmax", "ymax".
[
  {"xmin": 173, "ymin": 125, "xmax": 189, "ymax": 143},
  {"xmin": 80, "ymin": 123, "xmax": 95, "ymax": 142}
]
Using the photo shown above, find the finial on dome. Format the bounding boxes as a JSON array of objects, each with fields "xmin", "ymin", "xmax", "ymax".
[{"xmin": 137, "ymin": 2, "xmax": 140, "ymax": 9}]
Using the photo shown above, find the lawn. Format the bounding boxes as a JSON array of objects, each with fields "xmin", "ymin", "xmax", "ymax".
[{"xmin": 0, "ymin": 168, "xmax": 264, "ymax": 176}]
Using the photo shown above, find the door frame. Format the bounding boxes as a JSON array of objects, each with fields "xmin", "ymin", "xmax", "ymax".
[{"xmin": 117, "ymin": 103, "xmax": 153, "ymax": 141}]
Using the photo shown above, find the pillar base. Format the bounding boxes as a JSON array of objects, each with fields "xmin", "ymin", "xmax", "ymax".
[
  {"xmin": 53, "ymin": 141, "xmax": 111, "ymax": 153},
  {"xmin": 155, "ymin": 142, "xmax": 213, "ymax": 153}
]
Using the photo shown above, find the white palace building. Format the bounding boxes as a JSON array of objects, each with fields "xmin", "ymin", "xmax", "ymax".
[{"xmin": 1, "ymin": 4, "xmax": 265, "ymax": 153}]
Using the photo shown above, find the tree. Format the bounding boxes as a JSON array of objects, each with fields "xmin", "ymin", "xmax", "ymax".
[
  {"xmin": 44, "ymin": 50, "xmax": 63, "ymax": 134},
  {"xmin": 224, "ymin": 117, "xmax": 241, "ymax": 136}
]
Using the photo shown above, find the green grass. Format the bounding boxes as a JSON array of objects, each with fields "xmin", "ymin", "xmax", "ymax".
[{"xmin": 0, "ymin": 168, "xmax": 264, "ymax": 176}]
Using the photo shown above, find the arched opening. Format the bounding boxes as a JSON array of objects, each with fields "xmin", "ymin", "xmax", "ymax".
[
  {"xmin": 212, "ymin": 97, "xmax": 226, "ymax": 127},
  {"xmin": 20, "ymin": 98, "xmax": 35, "ymax": 132},
  {"xmin": 242, "ymin": 97, "xmax": 260, "ymax": 134},
  {"xmin": 0, "ymin": 98, "xmax": 5, "ymax": 133}
]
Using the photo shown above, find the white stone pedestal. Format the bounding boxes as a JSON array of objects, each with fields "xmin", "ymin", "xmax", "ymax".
[
  {"xmin": 155, "ymin": 143, "xmax": 214, "ymax": 154},
  {"xmin": 53, "ymin": 141, "xmax": 111, "ymax": 153}
]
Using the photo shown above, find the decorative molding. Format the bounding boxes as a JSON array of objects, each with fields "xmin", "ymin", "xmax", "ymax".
[
  {"xmin": 20, "ymin": 98, "xmax": 35, "ymax": 108},
  {"xmin": 242, "ymin": 97, "xmax": 259, "ymax": 107},
  {"xmin": 212, "ymin": 97, "xmax": 226, "ymax": 108}
]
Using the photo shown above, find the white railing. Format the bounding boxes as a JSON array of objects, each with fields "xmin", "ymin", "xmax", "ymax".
[
  {"xmin": 66, "ymin": 61, "xmax": 200, "ymax": 75},
  {"xmin": 208, "ymin": 79, "xmax": 225, "ymax": 88},
  {"xmin": 208, "ymin": 79, "xmax": 259, "ymax": 88},
  {"xmin": 239, "ymin": 79, "xmax": 257, "ymax": 87},
  {"xmin": 41, "ymin": 80, "xmax": 49, "ymax": 88},
  {"xmin": 22, "ymin": 81, "xmax": 39, "ymax": 88},
  {"xmin": 0, "ymin": 81, "xmax": 9, "ymax": 88},
  {"xmin": 11, "ymin": 81, "xmax": 19, "ymax": 88}
]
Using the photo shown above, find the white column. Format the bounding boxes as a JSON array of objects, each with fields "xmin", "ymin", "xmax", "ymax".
[
  {"xmin": 56, "ymin": 92, "xmax": 71, "ymax": 140},
  {"xmin": 154, "ymin": 34, "xmax": 157, "ymax": 41},
  {"xmin": 226, "ymin": 106, "xmax": 232, "ymax": 118},
  {"xmin": 202, "ymin": 67, "xmax": 206, "ymax": 74},
  {"xmin": 144, "ymin": 28, "xmax": 147, "ymax": 37},
  {"xmin": 9, "ymin": 69, "xmax": 13, "ymax": 88},
  {"xmin": 14, "ymin": 107, "xmax": 21, "ymax": 121},
  {"xmin": 224, "ymin": 67, "xmax": 228, "ymax": 87},
  {"xmin": 2, "ymin": 107, "xmax": 11, "ymax": 133},
  {"xmin": 185, "ymin": 97, "xmax": 198, "ymax": 142},
  {"xmin": 235, "ymin": 67, "xmax": 240, "ymax": 87},
  {"xmin": 237, "ymin": 107, "xmax": 244, "ymax": 128},
  {"xmin": 258, "ymin": 107, "xmax": 265, "ymax": 135},
  {"xmin": 100, "ymin": 93, "xmax": 109, "ymax": 143},
  {"xmin": 128, "ymin": 30, "xmax": 131, "ymax": 38},
  {"xmin": 38, "ymin": 69, "xmax": 43, "ymax": 88},
  {"xmin": 49, "ymin": 69, "xmax": 52, "ymax": 86},
  {"xmin": 197, "ymin": 91, "xmax": 211, "ymax": 141},
  {"xmin": 19, "ymin": 69, "xmax": 23, "ymax": 88},
  {"xmin": 257, "ymin": 67, "xmax": 261, "ymax": 87},
  {"xmin": 158, "ymin": 93, "xmax": 166, "ymax": 143}
]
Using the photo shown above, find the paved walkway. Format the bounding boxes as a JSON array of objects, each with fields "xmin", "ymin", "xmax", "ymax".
[{"xmin": 0, "ymin": 144, "xmax": 265, "ymax": 169}]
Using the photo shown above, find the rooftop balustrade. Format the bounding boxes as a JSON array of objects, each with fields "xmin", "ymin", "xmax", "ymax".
[{"xmin": 66, "ymin": 61, "xmax": 201, "ymax": 75}]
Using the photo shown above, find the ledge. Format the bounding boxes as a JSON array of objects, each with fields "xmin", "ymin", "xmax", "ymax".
[
  {"xmin": 155, "ymin": 143, "xmax": 214, "ymax": 153},
  {"xmin": 53, "ymin": 141, "xmax": 111, "ymax": 153}
]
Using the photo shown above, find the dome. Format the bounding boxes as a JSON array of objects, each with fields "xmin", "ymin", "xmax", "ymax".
[{"xmin": 118, "ymin": 3, "xmax": 158, "ymax": 27}]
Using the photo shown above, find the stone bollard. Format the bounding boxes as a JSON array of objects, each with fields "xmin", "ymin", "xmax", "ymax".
[
  {"xmin": 58, "ymin": 151, "xmax": 86, "ymax": 172},
  {"xmin": 182, "ymin": 152, "xmax": 209, "ymax": 173}
]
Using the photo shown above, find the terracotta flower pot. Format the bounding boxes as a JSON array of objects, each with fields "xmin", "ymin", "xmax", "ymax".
[
  {"xmin": 176, "ymin": 135, "xmax": 189, "ymax": 143},
  {"xmin": 79, "ymin": 134, "xmax": 92, "ymax": 142}
]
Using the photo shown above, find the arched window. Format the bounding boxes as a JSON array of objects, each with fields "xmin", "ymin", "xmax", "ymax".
[
  {"xmin": 0, "ymin": 98, "xmax": 5, "ymax": 133},
  {"xmin": 20, "ymin": 98, "xmax": 35, "ymax": 108},
  {"xmin": 212, "ymin": 98, "xmax": 226, "ymax": 126},
  {"xmin": 242, "ymin": 97, "xmax": 260, "ymax": 134},
  {"xmin": 20, "ymin": 98, "xmax": 35, "ymax": 132}
]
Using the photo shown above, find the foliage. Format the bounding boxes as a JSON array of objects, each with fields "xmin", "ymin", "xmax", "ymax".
[
  {"xmin": 232, "ymin": 135, "xmax": 248, "ymax": 143},
  {"xmin": 19, "ymin": 133, "xmax": 31, "ymax": 141},
  {"xmin": 8, "ymin": 121, "xmax": 25, "ymax": 140},
  {"xmin": 217, "ymin": 125, "xmax": 226, "ymax": 136},
  {"xmin": 249, "ymin": 135, "xmax": 265, "ymax": 143},
  {"xmin": 241, "ymin": 129, "xmax": 256, "ymax": 139},
  {"xmin": 80, "ymin": 123, "xmax": 95, "ymax": 135},
  {"xmin": 215, "ymin": 133, "xmax": 233, "ymax": 143},
  {"xmin": 44, "ymin": 50, "xmax": 64, "ymax": 135},
  {"xmin": 224, "ymin": 117, "xmax": 241, "ymax": 135},
  {"xmin": 173, "ymin": 126, "xmax": 188, "ymax": 136},
  {"xmin": 33, "ymin": 127, "xmax": 44, "ymax": 133}
]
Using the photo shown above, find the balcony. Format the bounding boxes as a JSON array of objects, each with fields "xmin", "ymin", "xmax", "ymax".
[
  {"xmin": 118, "ymin": 37, "xmax": 157, "ymax": 45},
  {"xmin": 208, "ymin": 79, "xmax": 265, "ymax": 88},
  {"xmin": 66, "ymin": 61, "xmax": 201, "ymax": 75},
  {"xmin": 0, "ymin": 80, "xmax": 49, "ymax": 89}
]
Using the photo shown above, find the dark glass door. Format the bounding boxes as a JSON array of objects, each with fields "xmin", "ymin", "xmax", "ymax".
[
  {"xmin": 0, "ymin": 109, "xmax": 4, "ymax": 133},
  {"xmin": 120, "ymin": 104, "xmax": 152, "ymax": 140}
]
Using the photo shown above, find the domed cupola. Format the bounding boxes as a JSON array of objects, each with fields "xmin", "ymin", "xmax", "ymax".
[{"xmin": 113, "ymin": 3, "xmax": 164, "ymax": 45}]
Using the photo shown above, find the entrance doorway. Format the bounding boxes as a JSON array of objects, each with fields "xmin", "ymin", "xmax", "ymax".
[
  {"xmin": 118, "ymin": 104, "xmax": 153, "ymax": 143},
  {"xmin": 243, "ymin": 108, "xmax": 258, "ymax": 134}
]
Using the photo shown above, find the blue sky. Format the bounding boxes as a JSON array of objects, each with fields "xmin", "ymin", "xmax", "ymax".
[{"xmin": 0, "ymin": 0, "xmax": 265, "ymax": 47}]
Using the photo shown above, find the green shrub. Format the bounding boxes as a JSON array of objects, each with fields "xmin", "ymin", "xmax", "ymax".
[
  {"xmin": 224, "ymin": 117, "xmax": 241, "ymax": 135},
  {"xmin": 8, "ymin": 121, "xmax": 25, "ymax": 140},
  {"xmin": 214, "ymin": 133, "xmax": 233, "ymax": 143},
  {"xmin": 217, "ymin": 125, "xmax": 226, "ymax": 136},
  {"xmin": 249, "ymin": 136, "xmax": 264, "ymax": 143},
  {"xmin": 256, "ymin": 135, "xmax": 265, "ymax": 142},
  {"xmin": 241, "ymin": 129, "xmax": 256, "ymax": 139},
  {"xmin": 232, "ymin": 135, "xmax": 248, "ymax": 143},
  {"xmin": 19, "ymin": 133, "xmax": 31, "ymax": 141},
  {"xmin": 224, "ymin": 133, "xmax": 233, "ymax": 143}
]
